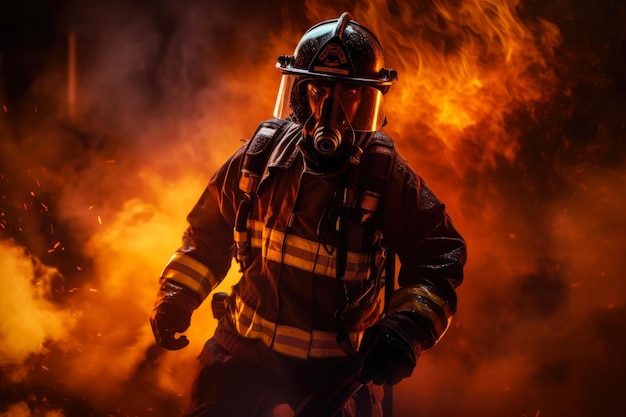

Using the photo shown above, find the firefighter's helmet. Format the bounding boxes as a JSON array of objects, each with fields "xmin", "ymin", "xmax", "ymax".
[{"xmin": 273, "ymin": 12, "xmax": 397, "ymax": 133}]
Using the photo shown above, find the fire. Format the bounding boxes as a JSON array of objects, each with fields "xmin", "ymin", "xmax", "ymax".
[{"xmin": 299, "ymin": 0, "xmax": 562, "ymax": 176}]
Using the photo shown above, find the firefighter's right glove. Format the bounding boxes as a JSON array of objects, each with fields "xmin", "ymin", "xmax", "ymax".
[
  {"xmin": 150, "ymin": 302, "xmax": 192, "ymax": 350},
  {"xmin": 357, "ymin": 315, "xmax": 421, "ymax": 386},
  {"xmin": 150, "ymin": 279, "xmax": 200, "ymax": 350}
]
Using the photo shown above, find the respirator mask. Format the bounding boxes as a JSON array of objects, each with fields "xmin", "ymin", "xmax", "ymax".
[{"xmin": 305, "ymin": 81, "xmax": 361, "ymax": 157}]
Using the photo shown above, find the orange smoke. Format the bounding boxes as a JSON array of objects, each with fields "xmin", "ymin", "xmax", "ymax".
[{"xmin": 0, "ymin": 240, "xmax": 76, "ymax": 370}]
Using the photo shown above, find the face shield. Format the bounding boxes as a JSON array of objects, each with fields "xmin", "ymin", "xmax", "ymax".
[
  {"xmin": 274, "ymin": 74, "xmax": 386, "ymax": 157},
  {"xmin": 273, "ymin": 74, "xmax": 386, "ymax": 132}
]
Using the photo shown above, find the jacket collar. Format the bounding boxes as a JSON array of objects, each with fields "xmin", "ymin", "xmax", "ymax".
[{"xmin": 261, "ymin": 122, "xmax": 303, "ymax": 183}]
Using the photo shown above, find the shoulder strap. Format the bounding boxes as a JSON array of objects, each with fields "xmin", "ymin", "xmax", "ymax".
[
  {"xmin": 238, "ymin": 118, "xmax": 292, "ymax": 194},
  {"xmin": 234, "ymin": 118, "xmax": 292, "ymax": 270},
  {"xmin": 335, "ymin": 131, "xmax": 396, "ymax": 278}
]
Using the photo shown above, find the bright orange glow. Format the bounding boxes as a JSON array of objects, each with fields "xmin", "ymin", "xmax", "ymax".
[{"xmin": 344, "ymin": 0, "xmax": 562, "ymax": 174}]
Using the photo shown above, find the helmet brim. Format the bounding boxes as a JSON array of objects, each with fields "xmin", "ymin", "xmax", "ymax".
[{"xmin": 276, "ymin": 61, "xmax": 397, "ymax": 88}]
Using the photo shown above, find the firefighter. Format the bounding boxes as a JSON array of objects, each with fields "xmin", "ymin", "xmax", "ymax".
[{"xmin": 150, "ymin": 12, "xmax": 466, "ymax": 417}]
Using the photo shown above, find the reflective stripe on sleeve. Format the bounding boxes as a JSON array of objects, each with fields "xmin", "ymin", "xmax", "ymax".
[
  {"xmin": 160, "ymin": 252, "xmax": 220, "ymax": 301},
  {"xmin": 387, "ymin": 285, "xmax": 454, "ymax": 341}
]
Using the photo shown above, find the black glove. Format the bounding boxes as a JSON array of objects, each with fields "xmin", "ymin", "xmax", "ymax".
[
  {"xmin": 357, "ymin": 315, "xmax": 421, "ymax": 386},
  {"xmin": 150, "ymin": 302, "xmax": 192, "ymax": 350}
]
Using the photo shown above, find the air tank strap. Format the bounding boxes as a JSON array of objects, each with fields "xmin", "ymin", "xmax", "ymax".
[
  {"xmin": 234, "ymin": 118, "xmax": 291, "ymax": 270},
  {"xmin": 334, "ymin": 131, "xmax": 396, "ymax": 355}
]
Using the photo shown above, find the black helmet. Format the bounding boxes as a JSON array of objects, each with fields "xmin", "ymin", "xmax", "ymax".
[{"xmin": 273, "ymin": 12, "xmax": 397, "ymax": 131}]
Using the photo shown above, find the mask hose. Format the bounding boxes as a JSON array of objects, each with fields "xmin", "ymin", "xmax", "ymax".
[{"xmin": 312, "ymin": 98, "xmax": 344, "ymax": 156}]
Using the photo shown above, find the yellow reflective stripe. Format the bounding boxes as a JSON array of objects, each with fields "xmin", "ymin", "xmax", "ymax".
[
  {"xmin": 249, "ymin": 220, "xmax": 369, "ymax": 281},
  {"xmin": 160, "ymin": 252, "xmax": 219, "ymax": 300},
  {"xmin": 249, "ymin": 222, "xmax": 263, "ymax": 248},
  {"xmin": 232, "ymin": 295, "xmax": 363, "ymax": 359},
  {"xmin": 340, "ymin": 251, "xmax": 370, "ymax": 281},
  {"xmin": 273, "ymin": 326, "xmax": 312, "ymax": 359},
  {"xmin": 310, "ymin": 330, "xmax": 362, "ymax": 358},
  {"xmin": 233, "ymin": 296, "xmax": 275, "ymax": 346},
  {"xmin": 388, "ymin": 285, "xmax": 453, "ymax": 339}
]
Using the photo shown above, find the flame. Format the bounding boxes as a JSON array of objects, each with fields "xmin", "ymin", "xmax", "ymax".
[{"xmin": 303, "ymin": 0, "xmax": 562, "ymax": 175}]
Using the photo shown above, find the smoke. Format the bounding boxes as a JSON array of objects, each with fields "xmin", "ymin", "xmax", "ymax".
[
  {"xmin": 0, "ymin": 240, "xmax": 75, "ymax": 368},
  {"xmin": 0, "ymin": 402, "xmax": 65, "ymax": 417},
  {"xmin": 391, "ymin": 166, "xmax": 626, "ymax": 417},
  {"xmin": 1, "ymin": 0, "xmax": 625, "ymax": 416}
]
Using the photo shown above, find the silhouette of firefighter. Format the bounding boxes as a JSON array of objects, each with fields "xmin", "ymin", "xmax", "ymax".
[{"xmin": 150, "ymin": 12, "xmax": 466, "ymax": 417}]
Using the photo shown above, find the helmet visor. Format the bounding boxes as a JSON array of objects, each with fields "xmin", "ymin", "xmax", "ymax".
[{"xmin": 273, "ymin": 74, "xmax": 386, "ymax": 132}]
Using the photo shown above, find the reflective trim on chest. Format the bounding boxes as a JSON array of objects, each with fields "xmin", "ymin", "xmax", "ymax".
[{"xmin": 249, "ymin": 219, "xmax": 370, "ymax": 281}]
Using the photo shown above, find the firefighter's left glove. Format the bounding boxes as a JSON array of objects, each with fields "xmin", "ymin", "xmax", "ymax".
[
  {"xmin": 150, "ymin": 302, "xmax": 192, "ymax": 350},
  {"xmin": 357, "ymin": 314, "xmax": 421, "ymax": 386}
]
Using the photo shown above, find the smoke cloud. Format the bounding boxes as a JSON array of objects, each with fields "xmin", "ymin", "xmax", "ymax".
[{"xmin": 0, "ymin": 240, "xmax": 75, "ymax": 368}]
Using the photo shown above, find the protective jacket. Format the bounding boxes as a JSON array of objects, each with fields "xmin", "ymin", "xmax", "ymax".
[{"xmin": 158, "ymin": 119, "xmax": 466, "ymax": 363}]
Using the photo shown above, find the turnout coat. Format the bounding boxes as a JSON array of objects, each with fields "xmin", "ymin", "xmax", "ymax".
[{"xmin": 158, "ymin": 119, "xmax": 466, "ymax": 365}]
